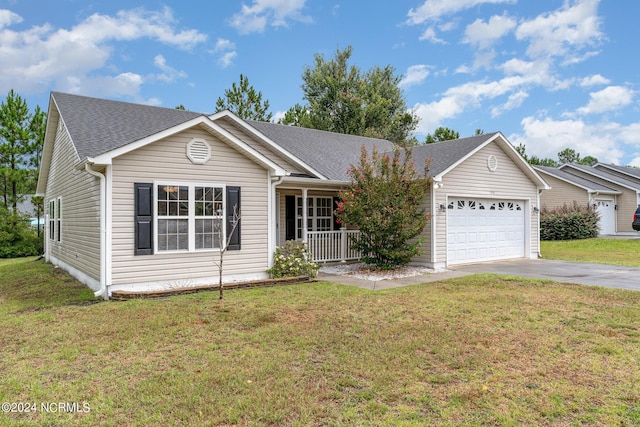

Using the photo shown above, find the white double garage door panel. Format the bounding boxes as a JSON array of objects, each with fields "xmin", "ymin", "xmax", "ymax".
[{"xmin": 447, "ymin": 198, "xmax": 525, "ymax": 265}]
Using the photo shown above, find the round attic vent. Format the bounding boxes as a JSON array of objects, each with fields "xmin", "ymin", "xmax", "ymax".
[
  {"xmin": 487, "ymin": 154, "xmax": 498, "ymax": 172},
  {"xmin": 187, "ymin": 138, "xmax": 211, "ymax": 164}
]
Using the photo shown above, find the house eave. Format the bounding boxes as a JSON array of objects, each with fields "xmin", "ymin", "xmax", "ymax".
[
  {"xmin": 209, "ymin": 110, "xmax": 329, "ymax": 180},
  {"xmin": 87, "ymin": 115, "xmax": 287, "ymax": 176}
]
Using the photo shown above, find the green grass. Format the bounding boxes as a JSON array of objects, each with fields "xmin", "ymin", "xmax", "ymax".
[
  {"xmin": 1, "ymin": 258, "xmax": 640, "ymax": 426},
  {"xmin": 541, "ymin": 238, "xmax": 640, "ymax": 267}
]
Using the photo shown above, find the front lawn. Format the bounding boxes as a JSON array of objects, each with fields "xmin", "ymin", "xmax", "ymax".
[
  {"xmin": 541, "ymin": 238, "xmax": 640, "ymax": 267},
  {"xmin": 1, "ymin": 258, "xmax": 640, "ymax": 426}
]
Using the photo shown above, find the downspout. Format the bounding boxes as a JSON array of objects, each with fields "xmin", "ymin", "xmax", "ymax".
[
  {"xmin": 268, "ymin": 175, "xmax": 285, "ymax": 268},
  {"xmin": 85, "ymin": 163, "xmax": 107, "ymax": 298}
]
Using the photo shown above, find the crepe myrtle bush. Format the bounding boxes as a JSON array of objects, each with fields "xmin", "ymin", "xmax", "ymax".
[
  {"xmin": 540, "ymin": 202, "xmax": 600, "ymax": 240},
  {"xmin": 336, "ymin": 144, "xmax": 431, "ymax": 270},
  {"xmin": 267, "ymin": 240, "xmax": 319, "ymax": 278}
]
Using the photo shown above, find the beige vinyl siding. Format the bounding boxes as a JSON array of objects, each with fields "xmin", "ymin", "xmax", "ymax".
[
  {"xmin": 538, "ymin": 174, "xmax": 589, "ymax": 208},
  {"xmin": 45, "ymin": 120, "xmax": 102, "ymax": 281},
  {"xmin": 435, "ymin": 143, "xmax": 539, "ymax": 263},
  {"xmin": 562, "ymin": 168, "xmax": 636, "ymax": 232},
  {"xmin": 216, "ymin": 117, "xmax": 306, "ymax": 175},
  {"xmin": 409, "ymin": 187, "xmax": 432, "ymax": 265},
  {"xmin": 111, "ymin": 127, "xmax": 270, "ymax": 286}
]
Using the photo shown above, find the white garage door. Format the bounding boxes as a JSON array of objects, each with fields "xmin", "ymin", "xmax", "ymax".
[
  {"xmin": 595, "ymin": 199, "xmax": 615, "ymax": 235},
  {"xmin": 447, "ymin": 198, "xmax": 526, "ymax": 265}
]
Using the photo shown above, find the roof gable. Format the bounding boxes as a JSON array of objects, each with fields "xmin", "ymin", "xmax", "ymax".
[{"xmin": 409, "ymin": 132, "xmax": 549, "ymax": 189}]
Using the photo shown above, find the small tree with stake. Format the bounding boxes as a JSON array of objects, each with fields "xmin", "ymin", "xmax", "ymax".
[{"xmin": 213, "ymin": 205, "xmax": 240, "ymax": 300}]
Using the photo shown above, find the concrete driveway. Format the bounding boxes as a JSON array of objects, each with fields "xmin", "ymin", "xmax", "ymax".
[{"xmin": 453, "ymin": 259, "xmax": 640, "ymax": 291}]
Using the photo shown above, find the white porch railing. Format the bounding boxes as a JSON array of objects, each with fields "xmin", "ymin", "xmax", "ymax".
[{"xmin": 307, "ymin": 229, "xmax": 362, "ymax": 262}]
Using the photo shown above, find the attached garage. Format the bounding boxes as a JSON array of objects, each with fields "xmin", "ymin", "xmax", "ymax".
[
  {"xmin": 409, "ymin": 132, "xmax": 549, "ymax": 269},
  {"xmin": 447, "ymin": 197, "xmax": 526, "ymax": 265}
]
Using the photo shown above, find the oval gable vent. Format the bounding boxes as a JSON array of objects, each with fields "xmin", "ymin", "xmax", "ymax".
[
  {"xmin": 187, "ymin": 138, "xmax": 211, "ymax": 164},
  {"xmin": 487, "ymin": 154, "xmax": 498, "ymax": 172}
]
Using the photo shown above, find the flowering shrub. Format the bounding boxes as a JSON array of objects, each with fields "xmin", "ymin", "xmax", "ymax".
[
  {"xmin": 267, "ymin": 241, "xmax": 319, "ymax": 278},
  {"xmin": 336, "ymin": 145, "xmax": 430, "ymax": 270}
]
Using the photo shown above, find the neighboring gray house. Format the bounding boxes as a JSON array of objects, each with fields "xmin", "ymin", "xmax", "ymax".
[
  {"xmin": 37, "ymin": 92, "xmax": 549, "ymax": 298},
  {"xmin": 536, "ymin": 163, "xmax": 640, "ymax": 234}
]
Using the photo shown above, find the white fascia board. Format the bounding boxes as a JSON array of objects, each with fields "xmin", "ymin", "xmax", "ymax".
[
  {"xmin": 37, "ymin": 95, "xmax": 82, "ymax": 194},
  {"xmin": 87, "ymin": 115, "xmax": 286, "ymax": 176},
  {"xmin": 209, "ymin": 110, "xmax": 329, "ymax": 180},
  {"xmin": 432, "ymin": 132, "xmax": 551, "ymax": 189}
]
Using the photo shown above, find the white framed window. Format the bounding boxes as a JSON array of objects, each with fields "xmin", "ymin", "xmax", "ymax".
[
  {"xmin": 48, "ymin": 199, "xmax": 55, "ymax": 241},
  {"xmin": 56, "ymin": 197, "xmax": 62, "ymax": 242},
  {"xmin": 296, "ymin": 196, "xmax": 334, "ymax": 239},
  {"xmin": 155, "ymin": 183, "xmax": 224, "ymax": 253},
  {"xmin": 47, "ymin": 198, "xmax": 61, "ymax": 242}
]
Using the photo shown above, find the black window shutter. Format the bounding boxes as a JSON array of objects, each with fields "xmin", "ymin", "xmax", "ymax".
[
  {"xmin": 226, "ymin": 186, "xmax": 241, "ymax": 251},
  {"xmin": 333, "ymin": 196, "xmax": 342, "ymax": 230},
  {"xmin": 134, "ymin": 183, "xmax": 153, "ymax": 255},
  {"xmin": 285, "ymin": 195, "xmax": 296, "ymax": 240}
]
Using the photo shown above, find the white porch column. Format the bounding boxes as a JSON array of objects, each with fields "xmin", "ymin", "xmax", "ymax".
[{"xmin": 302, "ymin": 188, "xmax": 308, "ymax": 241}]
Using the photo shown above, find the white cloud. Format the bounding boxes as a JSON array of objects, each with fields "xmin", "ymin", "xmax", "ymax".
[
  {"xmin": 152, "ymin": 55, "xmax": 187, "ymax": 83},
  {"xmin": 229, "ymin": 0, "xmax": 311, "ymax": 34},
  {"xmin": 510, "ymin": 116, "xmax": 631, "ymax": 164},
  {"xmin": 579, "ymin": 74, "xmax": 610, "ymax": 87},
  {"xmin": 212, "ymin": 38, "xmax": 237, "ymax": 68},
  {"xmin": 0, "ymin": 9, "xmax": 22, "ymax": 28},
  {"xmin": 463, "ymin": 14, "xmax": 516, "ymax": 49},
  {"xmin": 0, "ymin": 7, "xmax": 206, "ymax": 98},
  {"xmin": 577, "ymin": 86, "xmax": 634, "ymax": 115},
  {"xmin": 515, "ymin": 0, "xmax": 603, "ymax": 62},
  {"xmin": 406, "ymin": 0, "xmax": 515, "ymax": 25},
  {"xmin": 218, "ymin": 51, "xmax": 238, "ymax": 68},
  {"xmin": 491, "ymin": 90, "xmax": 528, "ymax": 117},
  {"xmin": 413, "ymin": 71, "xmax": 548, "ymax": 133},
  {"xmin": 419, "ymin": 27, "xmax": 446, "ymax": 44},
  {"xmin": 629, "ymin": 157, "xmax": 640, "ymax": 168},
  {"xmin": 399, "ymin": 64, "xmax": 430, "ymax": 88}
]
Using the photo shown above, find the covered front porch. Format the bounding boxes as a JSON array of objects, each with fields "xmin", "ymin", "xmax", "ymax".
[{"xmin": 275, "ymin": 182, "xmax": 361, "ymax": 263}]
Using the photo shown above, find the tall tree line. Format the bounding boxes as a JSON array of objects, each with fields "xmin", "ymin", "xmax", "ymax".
[{"xmin": 0, "ymin": 90, "xmax": 45, "ymax": 215}]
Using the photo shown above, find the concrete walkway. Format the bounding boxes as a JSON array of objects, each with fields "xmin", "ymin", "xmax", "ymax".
[{"xmin": 318, "ymin": 259, "xmax": 640, "ymax": 291}]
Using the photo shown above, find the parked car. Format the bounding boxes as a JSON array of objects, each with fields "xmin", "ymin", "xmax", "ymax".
[{"xmin": 634, "ymin": 206, "xmax": 640, "ymax": 231}]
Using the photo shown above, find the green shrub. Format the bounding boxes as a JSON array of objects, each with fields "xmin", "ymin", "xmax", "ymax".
[
  {"xmin": 0, "ymin": 206, "xmax": 43, "ymax": 258},
  {"xmin": 267, "ymin": 241, "xmax": 319, "ymax": 278},
  {"xmin": 540, "ymin": 203, "xmax": 599, "ymax": 240}
]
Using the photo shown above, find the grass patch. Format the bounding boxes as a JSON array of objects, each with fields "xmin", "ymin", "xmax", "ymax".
[
  {"xmin": 541, "ymin": 238, "xmax": 640, "ymax": 267},
  {"xmin": 1, "ymin": 258, "xmax": 640, "ymax": 425}
]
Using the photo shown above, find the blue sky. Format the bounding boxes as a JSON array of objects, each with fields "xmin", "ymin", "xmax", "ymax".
[{"xmin": 1, "ymin": 0, "xmax": 639, "ymax": 166}]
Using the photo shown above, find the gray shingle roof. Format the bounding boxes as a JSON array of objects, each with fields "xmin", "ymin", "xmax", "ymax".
[
  {"xmin": 408, "ymin": 133, "xmax": 499, "ymax": 177},
  {"xmin": 563, "ymin": 164, "xmax": 640, "ymax": 191},
  {"xmin": 52, "ymin": 92, "xmax": 202, "ymax": 159},
  {"xmin": 50, "ymin": 92, "xmax": 509, "ymax": 183},
  {"xmin": 597, "ymin": 163, "xmax": 640, "ymax": 180},
  {"xmin": 246, "ymin": 120, "xmax": 395, "ymax": 181},
  {"xmin": 534, "ymin": 165, "xmax": 619, "ymax": 193}
]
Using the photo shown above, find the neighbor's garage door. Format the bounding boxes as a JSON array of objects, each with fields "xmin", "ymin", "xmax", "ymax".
[{"xmin": 447, "ymin": 198, "xmax": 525, "ymax": 265}]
